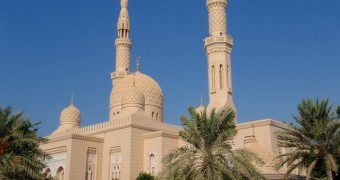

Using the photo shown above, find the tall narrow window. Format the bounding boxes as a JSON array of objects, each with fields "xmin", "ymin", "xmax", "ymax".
[
  {"xmin": 211, "ymin": 66, "xmax": 215, "ymax": 92},
  {"xmin": 226, "ymin": 65, "xmax": 230, "ymax": 88},
  {"xmin": 149, "ymin": 154, "xmax": 155, "ymax": 175},
  {"xmin": 219, "ymin": 65, "xmax": 223, "ymax": 90}
]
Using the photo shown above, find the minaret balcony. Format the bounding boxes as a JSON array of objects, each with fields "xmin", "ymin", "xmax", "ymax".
[
  {"xmin": 115, "ymin": 38, "xmax": 132, "ymax": 46},
  {"xmin": 206, "ymin": 0, "xmax": 227, "ymax": 7},
  {"xmin": 111, "ymin": 71, "xmax": 130, "ymax": 80},
  {"xmin": 204, "ymin": 35, "xmax": 233, "ymax": 47}
]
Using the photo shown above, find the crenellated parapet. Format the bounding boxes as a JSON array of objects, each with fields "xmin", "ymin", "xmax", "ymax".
[{"xmin": 46, "ymin": 115, "xmax": 183, "ymax": 139}]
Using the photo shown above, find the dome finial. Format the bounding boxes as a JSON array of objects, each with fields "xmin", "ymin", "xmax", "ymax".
[
  {"xmin": 71, "ymin": 93, "xmax": 74, "ymax": 105},
  {"xmin": 136, "ymin": 57, "xmax": 141, "ymax": 72},
  {"xmin": 200, "ymin": 94, "xmax": 204, "ymax": 106}
]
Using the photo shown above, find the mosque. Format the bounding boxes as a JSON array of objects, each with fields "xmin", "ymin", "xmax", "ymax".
[{"xmin": 40, "ymin": 0, "xmax": 295, "ymax": 179}]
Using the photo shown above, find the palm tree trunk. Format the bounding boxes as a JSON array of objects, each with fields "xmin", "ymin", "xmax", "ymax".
[
  {"xmin": 305, "ymin": 173, "xmax": 311, "ymax": 180},
  {"xmin": 306, "ymin": 160, "xmax": 317, "ymax": 180},
  {"xmin": 326, "ymin": 161, "xmax": 333, "ymax": 180}
]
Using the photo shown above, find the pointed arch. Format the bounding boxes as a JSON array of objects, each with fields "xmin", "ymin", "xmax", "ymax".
[
  {"xmin": 44, "ymin": 168, "xmax": 52, "ymax": 178},
  {"xmin": 56, "ymin": 166, "xmax": 64, "ymax": 180}
]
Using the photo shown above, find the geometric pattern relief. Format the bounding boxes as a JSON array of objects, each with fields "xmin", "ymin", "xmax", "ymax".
[
  {"xmin": 60, "ymin": 105, "xmax": 81, "ymax": 122},
  {"xmin": 116, "ymin": 46, "xmax": 130, "ymax": 71},
  {"xmin": 122, "ymin": 87, "xmax": 145, "ymax": 105},
  {"xmin": 209, "ymin": 7, "xmax": 227, "ymax": 35}
]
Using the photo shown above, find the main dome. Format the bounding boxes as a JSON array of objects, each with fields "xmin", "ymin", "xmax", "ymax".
[
  {"xmin": 121, "ymin": 85, "xmax": 145, "ymax": 106},
  {"xmin": 110, "ymin": 72, "xmax": 163, "ymax": 109}
]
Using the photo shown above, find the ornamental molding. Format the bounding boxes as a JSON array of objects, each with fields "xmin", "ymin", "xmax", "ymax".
[
  {"xmin": 115, "ymin": 39, "xmax": 132, "ymax": 47},
  {"xmin": 45, "ymin": 133, "xmax": 104, "ymax": 143},
  {"xmin": 237, "ymin": 119, "xmax": 291, "ymax": 130},
  {"xmin": 205, "ymin": 46, "xmax": 231, "ymax": 56},
  {"xmin": 44, "ymin": 146, "xmax": 67, "ymax": 155},
  {"xmin": 88, "ymin": 147, "xmax": 97, "ymax": 154},
  {"xmin": 110, "ymin": 146, "xmax": 121, "ymax": 153},
  {"xmin": 143, "ymin": 131, "xmax": 179, "ymax": 139},
  {"xmin": 207, "ymin": 0, "xmax": 227, "ymax": 9}
]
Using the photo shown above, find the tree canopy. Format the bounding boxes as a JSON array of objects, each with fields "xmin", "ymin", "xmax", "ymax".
[
  {"xmin": 276, "ymin": 98, "xmax": 340, "ymax": 180},
  {"xmin": 160, "ymin": 107, "xmax": 264, "ymax": 180},
  {"xmin": 0, "ymin": 105, "xmax": 48, "ymax": 180}
]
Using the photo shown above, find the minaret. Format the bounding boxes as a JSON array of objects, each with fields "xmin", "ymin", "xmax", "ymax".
[
  {"xmin": 111, "ymin": 0, "xmax": 132, "ymax": 86},
  {"xmin": 204, "ymin": 0, "xmax": 236, "ymax": 122}
]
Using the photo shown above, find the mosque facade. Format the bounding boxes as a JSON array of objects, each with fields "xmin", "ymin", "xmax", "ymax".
[{"xmin": 40, "ymin": 0, "xmax": 295, "ymax": 179}]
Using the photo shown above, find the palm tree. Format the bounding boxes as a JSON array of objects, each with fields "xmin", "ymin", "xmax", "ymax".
[
  {"xmin": 0, "ymin": 106, "xmax": 48, "ymax": 179},
  {"xmin": 276, "ymin": 98, "xmax": 340, "ymax": 180},
  {"xmin": 160, "ymin": 107, "xmax": 264, "ymax": 180},
  {"xmin": 136, "ymin": 172, "xmax": 155, "ymax": 180}
]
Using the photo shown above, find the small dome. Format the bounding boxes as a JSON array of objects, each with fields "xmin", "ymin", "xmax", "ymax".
[
  {"xmin": 195, "ymin": 95, "xmax": 206, "ymax": 114},
  {"xmin": 60, "ymin": 103, "xmax": 81, "ymax": 125},
  {"xmin": 195, "ymin": 105, "xmax": 206, "ymax": 114},
  {"xmin": 110, "ymin": 72, "xmax": 163, "ymax": 109},
  {"xmin": 122, "ymin": 85, "xmax": 145, "ymax": 107}
]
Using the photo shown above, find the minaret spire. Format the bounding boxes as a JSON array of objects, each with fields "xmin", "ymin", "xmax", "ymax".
[
  {"xmin": 111, "ymin": 0, "xmax": 132, "ymax": 86},
  {"xmin": 204, "ymin": 0, "xmax": 237, "ymax": 123}
]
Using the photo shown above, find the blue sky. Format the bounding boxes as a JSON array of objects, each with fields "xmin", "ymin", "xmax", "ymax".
[{"xmin": 1, "ymin": 0, "xmax": 340, "ymax": 136}]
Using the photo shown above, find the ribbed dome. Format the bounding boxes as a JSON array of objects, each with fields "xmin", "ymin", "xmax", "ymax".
[
  {"xmin": 122, "ymin": 85, "xmax": 145, "ymax": 106},
  {"xmin": 60, "ymin": 104, "xmax": 81, "ymax": 124},
  {"xmin": 110, "ymin": 72, "xmax": 163, "ymax": 109}
]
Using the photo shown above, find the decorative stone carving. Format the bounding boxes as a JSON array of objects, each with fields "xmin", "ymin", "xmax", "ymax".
[
  {"xmin": 110, "ymin": 147, "xmax": 122, "ymax": 180},
  {"xmin": 86, "ymin": 148, "xmax": 97, "ymax": 180}
]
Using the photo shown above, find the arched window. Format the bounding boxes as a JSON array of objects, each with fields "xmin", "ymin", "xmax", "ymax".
[
  {"xmin": 44, "ymin": 168, "xmax": 51, "ymax": 178},
  {"xmin": 211, "ymin": 65, "xmax": 215, "ymax": 91},
  {"xmin": 227, "ymin": 65, "xmax": 231, "ymax": 88},
  {"xmin": 156, "ymin": 113, "xmax": 159, "ymax": 120},
  {"xmin": 219, "ymin": 64, "xmax": 223, "ymax": 90},
  {"xmin": 149, "ymin": 154, "xmax": 155, "ymax": 175},
  {"xmin": 152, "ymin": 112, "xmax": 154, "ymax": 118},
  {"xmin": 56, "ymin": 166, "xmax": 64, "ymax": 180}
]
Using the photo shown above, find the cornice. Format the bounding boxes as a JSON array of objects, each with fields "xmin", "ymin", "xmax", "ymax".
[
  {"xmin": 143, "ymin": 131, "xmax": 179, "ymax": 139},
  {"xmin": 236, "ymin": 119, "xmax": 291, "ymax": 130},
  {"xmin": 206, "ymin": 0, "xmax": 227, "ymax": 9},
  {"xmin": 46, "ymin": 115, "xmax": 183, "ymax": 139},
  {"xmin": 43, "ymin": 146, "xmax": 67, "ymax": 155}
]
